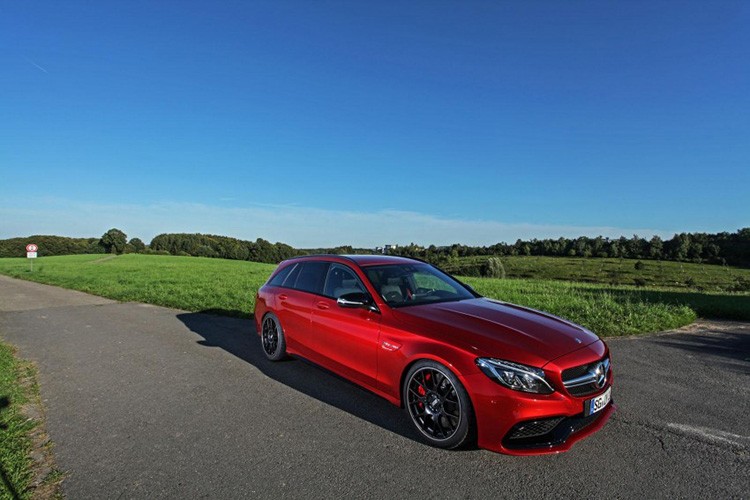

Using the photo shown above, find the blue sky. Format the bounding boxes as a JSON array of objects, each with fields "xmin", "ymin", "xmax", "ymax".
[{"xmin": 1, "ymin": 1, "xmax": 748, "ymax": 247}]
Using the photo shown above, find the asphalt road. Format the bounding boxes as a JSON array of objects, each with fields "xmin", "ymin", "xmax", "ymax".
[{"xmin": 0, "ymin": 275, "xmax": 748, "ymax": 499}]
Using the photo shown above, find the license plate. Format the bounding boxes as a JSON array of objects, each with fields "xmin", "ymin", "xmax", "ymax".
[{"xmin": 584, "ymin": 386, "xmax": 612, "ymax": 417}]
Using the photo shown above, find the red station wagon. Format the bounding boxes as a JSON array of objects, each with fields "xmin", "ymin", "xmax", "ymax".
[{"xmin": 254, "ymin": 254, "xmax": 614, "ymax": 455}]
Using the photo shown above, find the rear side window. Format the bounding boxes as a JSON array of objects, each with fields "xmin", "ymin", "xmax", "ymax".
[
  {"xmin": 268, "ymin": 263, "xmax": 296, "ymax": 287},
  {"xmin": 292, "ymin": 262, "xmax": 329, "ymax": 294},
  {"xmin": 283, "ymin": 263, "xmax": 301, "ymax": 287}
]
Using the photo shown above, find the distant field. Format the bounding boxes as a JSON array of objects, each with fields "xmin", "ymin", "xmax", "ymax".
[
  {"xmin": 443, "ymin": 255, "xmax": 750, "ymax": 291},
  {"xmin": 0, "ymin": 254, "xmax": 276, "ymax": 316},
  {"xmin": 0, "ymin": 254, "xmax": 747, "ymax": 336}
]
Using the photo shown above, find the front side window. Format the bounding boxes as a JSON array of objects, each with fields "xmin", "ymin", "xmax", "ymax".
[
  {"xmin": 364, "ymin": 263, "xmax": 475, "ymax": 307},
  {"xmin": 323, "ymin": 263, "xmax": 367, "ymax": 299}
]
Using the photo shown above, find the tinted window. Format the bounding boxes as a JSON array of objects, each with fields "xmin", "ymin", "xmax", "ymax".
[
  {"xmin": 323, "ymin": 263, "xmax": 366, "ymax": 299},
  {"xmin": 364, "ymin": 263, "xmax": 474, "ymax": 307},
  {"xmin": 293, "ymin": 262, "xmax": 329, "ymax": 294},
  {"xmin": 268, "ymin": 263, "xmax": 296, "ymax": 286},
  {"xmin": 281, "ymin": 263, "xmax": 301, "ymax": 287}
]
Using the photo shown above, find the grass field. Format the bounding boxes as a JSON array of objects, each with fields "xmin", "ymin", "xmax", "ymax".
[
  {"xmin": 443, "ymin": 255, "xmax": 750, "ymax": 291},
  {"xmin": 0, "ymin": 254, "xmax": 747, "ymax": 336},
  {"xmin": 0, "ymin": 254, "xmax": 276, "ymax": 317},
  {"xmin": 0, "ymin": 342, "xmax": 40, "ymax": 499}
]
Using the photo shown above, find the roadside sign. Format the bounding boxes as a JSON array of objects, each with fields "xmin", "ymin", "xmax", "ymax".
[{"xmin": 26, "ymin": 244, "xmax": 38, "ymax": 271}]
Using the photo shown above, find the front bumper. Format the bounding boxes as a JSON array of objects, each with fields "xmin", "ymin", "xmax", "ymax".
[{"xmin": 465, "ymin": 371, "xmax": 615, "ymax": 455}]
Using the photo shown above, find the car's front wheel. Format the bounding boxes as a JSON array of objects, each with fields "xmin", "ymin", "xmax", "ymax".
[
  {"xmin": 260, "ymin": 313, "xmax": 286, "ymax": 361},
  {"xmin": 403, "ymin": 360, "xmax": 474, "ymax": 449}
]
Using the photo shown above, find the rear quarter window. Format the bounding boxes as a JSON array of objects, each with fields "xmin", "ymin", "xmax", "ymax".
[{"xmin": 268, "ymin": 263, "xmax": 296, "ymax": 287}]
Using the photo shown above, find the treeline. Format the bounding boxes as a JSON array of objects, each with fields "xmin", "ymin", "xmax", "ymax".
[
  {"xmin": 2, "ymin": 228, "xmax": 749, "ymax": 268},
  {"xmin": 393, "ymin": 228, "xmax": 750, "ymax": 268},
  {"xmin": 0, "ymin": 235, "xmax": 105, "ymax": 258},
  {"xmin": 0, "ymin": 230, "xmax": 148, "ymax": 258},
  {"xmin": 149, "ymin": 233, "xmax": 298, "ymax": 264}
]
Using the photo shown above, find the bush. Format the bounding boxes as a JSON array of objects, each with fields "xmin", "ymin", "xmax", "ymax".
[
  {"xmin": 728, "ymin": 276, "xmax": 750, "ymax": 292},
  {"xmin": 143, "ymin": 249, "xmax": 171, "ymax": 256},
  {"xmin": 483, "ymin": 257, "xmax": 505, "ymax": 278}
]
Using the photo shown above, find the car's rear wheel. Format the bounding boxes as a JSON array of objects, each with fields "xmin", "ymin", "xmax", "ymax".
[
  {"xmin": 404, "ymin": 360, "xmax": 474, "ymax": 449},
  {"xmin": 261, "ymin": 313, "xmax": 286, "ymax": 361}
]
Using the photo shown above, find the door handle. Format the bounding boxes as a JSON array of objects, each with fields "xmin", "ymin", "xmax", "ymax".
[
  {"xmin": 278, "ymin": 294, "xmax": 288, "ymax": 301},
  {"xmin": 316, "ymin": 301, "xmax": 330, "ymax": 310}
]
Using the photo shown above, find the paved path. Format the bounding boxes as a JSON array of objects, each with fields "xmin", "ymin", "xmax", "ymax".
[{"xmin": 0, "ymin": 275, "xmax": 748, "ymax": 499}]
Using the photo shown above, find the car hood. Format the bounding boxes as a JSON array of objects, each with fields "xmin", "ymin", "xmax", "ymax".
[{"xmin": 392, "ymin": 298, "xmax": 600, "ymax": 367}]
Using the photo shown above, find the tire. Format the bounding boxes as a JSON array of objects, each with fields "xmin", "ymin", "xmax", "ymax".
[
  {"xmin": 260, "ymin": 313, "xmax": 287, "ymax": 361},
  {"xmin": 403, "ymin": 360, "xmax": 474, "ymax": 449}
]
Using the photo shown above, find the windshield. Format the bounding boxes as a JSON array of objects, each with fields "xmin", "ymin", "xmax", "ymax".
[{"xmin": 363, "ymin": 263, "xmax": 476, "ymax": 308}]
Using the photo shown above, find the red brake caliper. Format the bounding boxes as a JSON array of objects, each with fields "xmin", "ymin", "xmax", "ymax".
[{"xmin": 417, "ymin": 377, "xmax": 427, "ymax": 409}]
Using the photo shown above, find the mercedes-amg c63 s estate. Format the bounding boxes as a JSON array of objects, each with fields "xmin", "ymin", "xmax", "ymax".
[{"xmin": 254, "ymin": 254, "xmax": 614, "ymax": 455}]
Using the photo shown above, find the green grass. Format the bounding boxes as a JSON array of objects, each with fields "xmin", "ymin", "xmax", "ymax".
[
  {"xmin": 0, "ymin": 342, "xmax": 38, "ymax": 499},
  {"xmin": 444, "ymin": 255, "xmax": 750, "ymax": 292},
  {"xmin": 462, "ymin": 278, "xmax": 702, "ymax": 336},
  {"xmin": 0, "ymin": 254, "xmax": 748, "ymax": 336},
  {"xmin": 0, "ymin": 254, "xmax": 276, "ymax": 316}
]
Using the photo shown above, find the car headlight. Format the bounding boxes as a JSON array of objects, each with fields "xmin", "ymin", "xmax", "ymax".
[{"xmin": 476, "ymin": 358, "xmax": 554, "ymax": 394}]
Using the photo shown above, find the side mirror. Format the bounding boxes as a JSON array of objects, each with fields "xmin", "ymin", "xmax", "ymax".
[{"xmin": 337, "ymin": 292, "xmax": 376, "ymax": 311}]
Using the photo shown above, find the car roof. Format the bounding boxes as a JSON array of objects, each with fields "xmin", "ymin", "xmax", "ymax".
[
  {"xmin": 342, "ymin": 254, "xmax": 420, "ymax": 266},
  {"xmin": 282, "ymin": 254, "xmax": 421, "ymax": 267}
]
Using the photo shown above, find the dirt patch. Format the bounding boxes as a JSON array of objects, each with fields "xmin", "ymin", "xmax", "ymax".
[
  {"xmin": 88, "ymin": 255, "xmax": 119, "ymax": 264},
  {"xmin": 18, "ymin": 360, "xmax": 63, "ymax": 499}
]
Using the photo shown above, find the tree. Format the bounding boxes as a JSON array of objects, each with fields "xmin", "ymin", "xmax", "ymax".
[
  {"xmin": 669, "ymin": 233, "xmax": 691, "ymax": 261},
  {"xmin": 129, "ymin": 238, "xmax": 146, "ymax": 253},
  {"xmin": 648, "ymin": 235, "xmax": 664, "ymax": 260},
  {"xmin": 100, "ymin": 228, "xmax": 127, "ymax": 254},
  {"xmin": 628, "ymin": 235, "xmax": 646, "ymax": 258}
]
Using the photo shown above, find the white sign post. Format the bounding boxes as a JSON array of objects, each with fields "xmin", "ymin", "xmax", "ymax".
[{"xmin": 26, "ymin": 244, "xmax": 38, "ymax": 272}]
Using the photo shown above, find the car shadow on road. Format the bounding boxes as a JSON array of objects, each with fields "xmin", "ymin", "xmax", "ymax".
[{"xmin": 176, "ymin": 311, "xmax": 424, "ymax": 445}]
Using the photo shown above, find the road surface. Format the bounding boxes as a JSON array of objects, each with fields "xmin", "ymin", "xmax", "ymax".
[{"xmin": 0, "ymin": 275, "xmax": 748, "ymax": 498}]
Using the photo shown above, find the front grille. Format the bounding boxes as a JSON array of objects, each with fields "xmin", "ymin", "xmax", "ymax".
[
  {"xmin": 562, "ymin": 357, "xmax": 610, "ymax": 397},
  {"xmin": 562, "ymin": 364, "xmax": 589, "ymax": 380},
  {"xmin": 566, "ymin": 382, "xmax": 601, "ymax": 397}
]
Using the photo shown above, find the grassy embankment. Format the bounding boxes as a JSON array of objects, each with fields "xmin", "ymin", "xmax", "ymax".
[
  {"xmin": 0, "ymin": 341, "xmax": 58, "ymax": 499},
  {"xmin": 1, "ymin": 254, "xmax": 748, "ymax": 336}
]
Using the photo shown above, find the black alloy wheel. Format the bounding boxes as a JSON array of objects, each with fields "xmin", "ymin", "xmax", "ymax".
[
  {"xmin": 404, "ymin": 360, "xmax": 473, "ymax": 449},
  {"xmin": 261, "ymin": 313, "xmax": 286, "ymax": 361}
]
